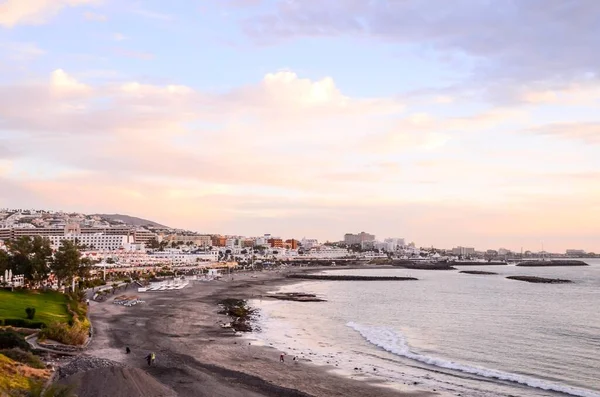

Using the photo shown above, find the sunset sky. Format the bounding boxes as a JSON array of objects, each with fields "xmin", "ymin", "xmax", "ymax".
[{"xmin": 1, "ymin": 0, "xmax": 599, "ymax": 252}]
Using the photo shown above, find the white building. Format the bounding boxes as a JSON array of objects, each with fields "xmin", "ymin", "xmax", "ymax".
[
  {"xmin": 48, "ymin": 234, "xmax": 129, "ymax": 250},
  {"xmin": 384, "ymin": 238, "xmax": 405, "ymax": 247},
  {"xmin": 452, "ymin": 246, "xmax": 475, "ymax": 256},
  {"xmin": 150, "ymin": 249, "xmax": 219, "ymax": 265},
  {"xmin": 304, "ymin": 247, "xmax": 350, "ymax": 259},
  {"xmin": 300, "ymin": 238, "xmax": 319, "ymax": 249}
]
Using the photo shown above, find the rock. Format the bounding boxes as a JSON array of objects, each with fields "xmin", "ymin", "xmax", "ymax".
[
  {"xmin": 286, "ymin": 275, "xmax": 418, "ymax": 281},
  {"xmin": 459, "ymin": 271, "xmax": 498, "ymax": 275},
  {"xmin": 506, "ymin": 276, "xmax": 572, "ymax": 284},
  {"xmin": 516, "ymin": 260, "xmax": 588, "ymax": 267}
]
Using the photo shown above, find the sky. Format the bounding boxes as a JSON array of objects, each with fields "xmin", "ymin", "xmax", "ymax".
[{"xmin": 0, "ymin": 0, "xmax": 599, "ymax": 252}]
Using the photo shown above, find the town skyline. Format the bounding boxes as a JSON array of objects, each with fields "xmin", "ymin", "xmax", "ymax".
[
  {"xmin": 0, "ymin": 207, "xmax": 595, "ymax": 254},
  {"xmin": 1, "ymin": 2, "xmax": 599, "ymax": 253}
]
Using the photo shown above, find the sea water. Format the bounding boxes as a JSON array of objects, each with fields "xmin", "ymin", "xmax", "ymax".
[{"xmin": 250, "ymin": 260, "xmax": 600, "ymax": 397}]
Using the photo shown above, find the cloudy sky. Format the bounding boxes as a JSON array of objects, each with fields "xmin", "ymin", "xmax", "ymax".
[{"xmin": 0, "ymin": 0, "xmax": 599, "ymax": 252}]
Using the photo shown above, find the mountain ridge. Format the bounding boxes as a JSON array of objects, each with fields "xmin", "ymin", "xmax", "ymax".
[{"xmin": 93, "ymin": 213, "xmax": 169, "ymax": 228}]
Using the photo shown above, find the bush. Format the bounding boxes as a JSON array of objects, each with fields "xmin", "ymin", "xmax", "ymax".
[
  {"xmin": 0, "ymin": 348, "xmax": 45, "ymax": 369},
  {"xmin": 25, "ymin": 307, "xmax": 36, "ymax": 320},
  {"xmin": 38, "ymin": 320, "xmax": 88, "ymax": 346},
  {"xmin": 2, "ymin": 319, "xmax": 46, "ymax": 329},
  {"xmin": 0, "ymin": 330, "xmax": 30, "ymax": 351}
]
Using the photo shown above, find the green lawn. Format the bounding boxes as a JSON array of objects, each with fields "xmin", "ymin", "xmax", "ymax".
[{"xmin": 0, "ymin": 290, "xmax": 69, "ymax": 325}]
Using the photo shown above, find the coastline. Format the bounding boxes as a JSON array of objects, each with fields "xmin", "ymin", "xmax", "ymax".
[{"xmin": 84, "ymin": 269, "xmax": 438, "ymax": 397}]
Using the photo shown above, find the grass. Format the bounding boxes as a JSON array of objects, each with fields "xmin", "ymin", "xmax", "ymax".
[
  {"xmin": 0, "ymin": 353, "xmax": 50, "ymax": 396},
  {"xmin": 0, "ymin": 290, "xmax": 70, "ymax": 327}
]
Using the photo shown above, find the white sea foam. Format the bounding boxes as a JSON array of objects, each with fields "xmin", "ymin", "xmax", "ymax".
[{"xmin": 347, "ymin": 322, "xmax": 600, "ymax": 397}]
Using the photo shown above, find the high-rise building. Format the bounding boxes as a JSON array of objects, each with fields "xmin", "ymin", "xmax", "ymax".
[{"xmin": 344, "ymin": 232, "xmax": 375, "ymax": 245}]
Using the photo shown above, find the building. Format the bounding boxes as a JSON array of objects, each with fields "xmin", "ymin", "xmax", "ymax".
[
  {"xmin": 164, "ymin": 234, "xmax": 212, "ymax": 247},
  {"xmin": 344, "ymin": 232, "xmax": 375, "ymax": 245},
  {"xmin": 451, "ymin": 246, "xmax": 475, "ymax": 257},
  {"xmin": 0, "ymin": 228, "xmax": 11, "ymax": 240},
  {"xmin": 304, "ymin": 247, "xmax": 350, "ymax": 259},
  {"xmin": 384, "ymin": 238, "xmax": 405, "ymax": 247},
  {"xmin": 133, "ymin": 228, "xmax": 157, "ymax": 244},
  {"xmin": 268, "ymin": 238, "xmax": 284, "ymax": 248},
  {"xmin": 300, "ymin": 238, "xmax": 318, "ymax": 249},
  {"xmin": 48, "ymin": 234, "xmax": 128, "ymax": 251},
  {"xmin": 285, "ymin": 239, "xmax": 299, "ymax": 249},
  {"xmin": 566, "ymin": 249, "xmax": 586, "ymax": 257},
  {"xmin": 211, "ymin": 236, "xmax": 227, "ymax": 247}
]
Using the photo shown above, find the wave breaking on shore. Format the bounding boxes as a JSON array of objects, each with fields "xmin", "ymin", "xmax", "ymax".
[{"xmin": 347, "ymin": 322, "xmax": 600, "ymax": 397}]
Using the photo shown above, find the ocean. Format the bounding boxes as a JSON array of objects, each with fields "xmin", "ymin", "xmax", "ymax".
[{"xmin": 250, "ymin": 260, "xmax": 600, "ymax": 397}]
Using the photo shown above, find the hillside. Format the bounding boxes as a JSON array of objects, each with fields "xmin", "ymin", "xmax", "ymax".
[{"xmin": 93, "ymin": 214, "xmax": 169, "ymax": 228}]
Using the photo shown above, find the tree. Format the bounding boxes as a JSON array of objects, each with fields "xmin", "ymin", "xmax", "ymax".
[
  {"xmin": 30, "ymin": 236, "xmax": 53, "ymax": 285},
  {"xmin": 147, "ymin": 238, "xmax": 160, "ymax": 249},
  {"xmin": 0, "ymin": 249, "xmax": 9, "ymax": 276},
  {"xmin": 50, "ymin": 240, "xmax": 82, "ymax": 287}
]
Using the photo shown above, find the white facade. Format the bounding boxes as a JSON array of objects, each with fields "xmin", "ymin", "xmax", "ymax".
[
  {"xmin": 384, "ymin": 238, "xmax": 405, "ymax": 247},
  {"xmin": 150, "ymin": 250, "xmax": 219, "ymax": 265},
  {"xmin": 304, "ymin": 247, "xmax": 350, "ymax": 259},
  {"xmin": 452, "ymin": 246, "xmax": 475, "ymax": 256},
  {"xmin": 300, "ymin": 238, "xmax": 319, "ymax": 249},
  {"xmin": 48, "ymin": 234, "xmax": 128, "ymax": 250}
]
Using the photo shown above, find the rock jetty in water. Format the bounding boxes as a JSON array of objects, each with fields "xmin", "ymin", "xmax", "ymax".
[
  {"xmin": 286, "ymin": 274, "xmax": 418, "ymax": 281},
  {"xmin": 391, "ymin": 260, "xmax": 456, "ymax": 270},
  {"xmin": 453, "ymin": 261, "xmax": 507, "ymax": 266},
  {"xmin": 506, "ymin": 276, "xmax": 572, "ymax": 284},
  {"xmin": 266, "ymin": 292, "xmax": 326, "ymax": 302},
  {"xmin": 516, "ymin": 260, "xmax": 588, "ymax": 267},
  {"xmin": 459, "ymin": 270, "xmax": 498, "ymax": 275}
]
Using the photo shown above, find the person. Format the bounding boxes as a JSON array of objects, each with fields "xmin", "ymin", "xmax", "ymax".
[
  {"xmin": 145, "ymin": 352, "xmax": 155, "ymax": 366},
  {"xmin": 279, "ymin": 353, "xmax": 285, "ymax": 363},
  {"xmin": 151, "ymin": 352, "xmax": 156, "ymax": 365},
  {"xmin": 293, "ymin": 356, "xmax": 298, "ymax": 364},
  {"xmin": 126, "ymin": 347, "xmax": 131, "ymax": 354},
  {"xmin": 86, "ymin": 298, "xmax": 90, "ymax": 306}
]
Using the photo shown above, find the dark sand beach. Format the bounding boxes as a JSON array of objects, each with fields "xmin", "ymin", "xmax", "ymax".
[{"xmin": 84, "ymin": 270, "xmax": 439, "ymax": 397}]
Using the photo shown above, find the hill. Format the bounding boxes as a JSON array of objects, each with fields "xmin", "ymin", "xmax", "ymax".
[{"xmin": 93, "ymin": 214, "xmax": 168, "ymax": 228}]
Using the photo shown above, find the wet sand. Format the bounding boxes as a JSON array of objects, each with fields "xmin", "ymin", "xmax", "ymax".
[{"xmin": 86, "ymin": 270, "xmax": 440, "ymax": 397}]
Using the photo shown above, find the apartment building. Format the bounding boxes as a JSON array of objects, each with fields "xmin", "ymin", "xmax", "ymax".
[
  {"xmin": 164, "ymin": 234, "xmax": 212, "ymax": 246},
  {"xmin": 344, "ymin": 232, "xmax": 375, "ymax": 245},
  {"xmin": 452, "ymin": 246, "xmax": 475, "ymax": 256},
  {"xmin": 268, "ymin": 238, "xmax": 284, "ymax": 248},
  {"xmin": 47, "ymin": 234, "xmax": 128, "ymax": 250}
]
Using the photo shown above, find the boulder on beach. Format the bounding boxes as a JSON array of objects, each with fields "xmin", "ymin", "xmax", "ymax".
[{"xmin": 58, "ymin": 366, "xmax": 176, "ymax": 397}]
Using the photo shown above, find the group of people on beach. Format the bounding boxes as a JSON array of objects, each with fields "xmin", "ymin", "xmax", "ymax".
[
  {"xmin": 124, "ymin": 346, "xmax": 156, "ymax": 367},
  {"xmin": 279, "ymin": 353, "xmax": 298, "ymax": 364}
]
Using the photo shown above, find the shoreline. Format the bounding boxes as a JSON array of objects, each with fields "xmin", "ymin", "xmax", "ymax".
[{"xmin": 83, "ymin": 268, "xmax": 438, "ymax": 397}]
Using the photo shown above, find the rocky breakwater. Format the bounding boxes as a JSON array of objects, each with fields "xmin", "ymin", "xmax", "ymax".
[
  {"xmin": 517, "ymin": 260, "xmax": 588, "ymax": 267},
  {"xmin": 266, "ymin": 292, "xmax": 326, "ymax": 302},
  {"xmin": 218, "ymin": 299, "xmax": 257, "ymax": 332},
  {"xmin": 506, "ymin": 276, "xmax": 572, "ymax": 284},
  {"xmin": 459, "ymin": 270, "xmax": 498, "ymax": 275},
  {"xmin": 391, "ymin": 260, "xmax": 457, "ymax": 270},
  {"xmin": 286, "ymin": 274, "xmax": 418, "ymax": 281}
]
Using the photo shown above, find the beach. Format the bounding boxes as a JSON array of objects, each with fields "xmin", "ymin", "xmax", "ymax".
[{"xmin": 85, "ymin": 270, "xmax": 438, "ymax": 397}]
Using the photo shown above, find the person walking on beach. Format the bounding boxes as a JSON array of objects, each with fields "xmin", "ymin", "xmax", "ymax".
[
  {"xmin": 145, "ymin": 352, "xmax": 155, "ymax": 366},
  {"xmin": 280, "ymin": 353, "xmax": 285, "ymax": 363}
]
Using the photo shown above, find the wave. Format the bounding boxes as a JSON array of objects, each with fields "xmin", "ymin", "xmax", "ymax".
[{"xmin": 347, "ymin": 322, "xmax": 600, "ymax": 397}]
